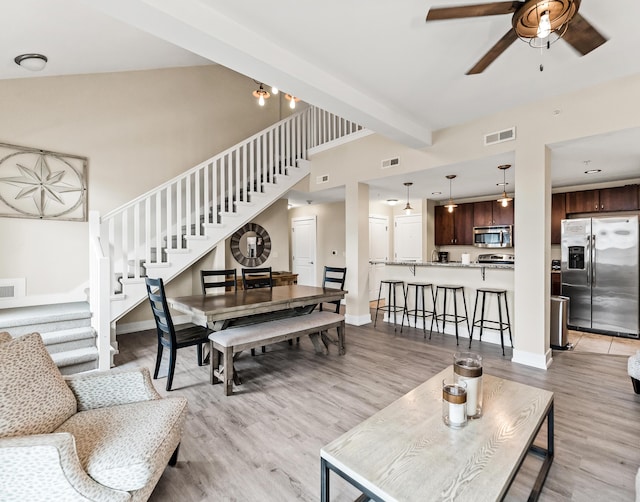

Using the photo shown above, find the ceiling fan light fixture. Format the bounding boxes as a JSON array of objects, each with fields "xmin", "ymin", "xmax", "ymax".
[
  {"xmin": 426, "ymin": 0, "xmax": 607, "ymax": 75},
  {"xmin": 537, "ymin": 11, "xmax": 551, "ymax": 38}
]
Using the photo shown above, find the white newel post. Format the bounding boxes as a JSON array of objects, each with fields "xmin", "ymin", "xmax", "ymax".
[{"xmin": 89, "ymin": 210, "xmax": 112, "ymax": 371}]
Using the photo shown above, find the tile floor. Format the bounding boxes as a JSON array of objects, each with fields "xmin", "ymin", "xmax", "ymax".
[{"xmin": 567, "ymin": 329, "xmax": 640, "ymax": 356}]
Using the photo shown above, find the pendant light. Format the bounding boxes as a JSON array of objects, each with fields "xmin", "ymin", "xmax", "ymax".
[
  {"xmin": 496, "ymin": 164, "xmax": 513, "ymax": 207},
  {"xmin": 403, "ymin": 182, "xmax": 413, "ymax": 215},
  {"xmin": 444, "ymin": 175, "xmax": 458, "ymax": 213}
]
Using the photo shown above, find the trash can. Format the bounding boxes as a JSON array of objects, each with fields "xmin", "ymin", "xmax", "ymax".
[{"xmin": 550, "ymin": 295, "xmax": 569, "ymax": 350}]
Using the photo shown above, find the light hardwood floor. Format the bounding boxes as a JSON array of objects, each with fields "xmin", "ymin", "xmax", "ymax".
[{"xmin": 116, "ymin": 317, "xmax": 640, "ymax": 501}]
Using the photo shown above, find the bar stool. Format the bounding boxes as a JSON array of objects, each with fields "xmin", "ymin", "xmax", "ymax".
[
  {"xmin": 429, "ymin": 285, "xmax": 469, "ymax": 345},
  {"xmin": 469, "ymin": 288, "xmax": 513, "ymax": 356},
  {"xmin": 402, "ymin": 282, "xmax": 437, "ymax": 337},
  {"xmin": 374, "ymin": 280, "xmax": 407, "ymax": 332}
]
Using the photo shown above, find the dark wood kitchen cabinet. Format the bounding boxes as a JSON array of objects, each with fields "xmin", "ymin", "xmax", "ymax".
[
  {"xmin": 473, "ymin": 200, "xmax": 514, "ymax": 226},
  {"xmin": 551, "ymin": 192, "xmax": 566, "ymax": 245},
  {"xmin": 435, "ymin": 203, "xmax": 474, "ymax": 245},
  {"xmin": 565, "ymin": 189, "xmax": 599, "ymax": 213},
  {"xmin": 598, "ymin": 185, "xmax": 639, "ymax": 211},
  {"xmin": 565, "ymin": 185, "xmax": 639, "ymax": 214}
]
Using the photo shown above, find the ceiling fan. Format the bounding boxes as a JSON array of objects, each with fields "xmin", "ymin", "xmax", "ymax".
[{"xmin": 425, "ymin": 0, "xmax": 607, "ymax": 74}]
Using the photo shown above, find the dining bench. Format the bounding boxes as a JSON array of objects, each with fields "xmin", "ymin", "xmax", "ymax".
[{"xmin": 209, "ymin": 311, "xmax": 345, "ymax": 395}]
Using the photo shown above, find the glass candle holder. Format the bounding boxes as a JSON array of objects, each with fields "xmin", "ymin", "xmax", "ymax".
[
  {"xmin": 442, "ymin": 379, "xmax": 467, "ymax": 428},
  {"xmin": 453, "ymin": 352, "xmax": 483, "ymax": 419}
]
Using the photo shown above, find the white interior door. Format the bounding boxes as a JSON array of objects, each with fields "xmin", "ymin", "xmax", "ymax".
[
  {"xmin": 291, "ymin": 216, "xmax": 317, "ymax": 286},
  {"xmin": 369, "ymin": 215, "xmax": 389, "ymax": 301},
  {"xmin": 394, "ymin": 214, "xmax": 423, "ymax": 261}
]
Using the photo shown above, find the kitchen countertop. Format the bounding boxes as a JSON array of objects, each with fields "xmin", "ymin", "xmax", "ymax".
[{"xmin": 370, "ymin": 260, "xmax": 514, "ymax": 270}]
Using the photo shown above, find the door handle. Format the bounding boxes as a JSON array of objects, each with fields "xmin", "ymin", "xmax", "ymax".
[
  {"xmin": 591, "ymin": 235, "xmax": 596, "ymax": 286},
  {"xmin": 586, "ymin": 235, "xmax": 591, "ymax": 286}
]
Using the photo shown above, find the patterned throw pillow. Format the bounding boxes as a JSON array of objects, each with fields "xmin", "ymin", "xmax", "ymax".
[{"xmin": 0, "ymin": 333, "xmax": 77, "ymax": 438}]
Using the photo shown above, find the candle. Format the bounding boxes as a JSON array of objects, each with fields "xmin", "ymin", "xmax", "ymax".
[
  {"xmin": 454, "ymin": 352, "xmax": 483, "ymax": 419},
  {"xmin": 448, "ymin": 401, "xmax": 466, "ymax": 425},
  {"xmin": 457, "ymin": 374, "xmax": 480, "ymax": 417},
  {"xmin": 442, "ymin": 380, "xmax": 467, "ymax": 428}
]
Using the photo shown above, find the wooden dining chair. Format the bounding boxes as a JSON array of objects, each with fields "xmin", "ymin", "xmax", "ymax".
[
  {"xmin": 201, "ymin": 269, "xmax": 237, "ymax": 294},
  {"xmin": 241, "ymin": 267, "xmax": 273, "ymax": 354},
  {"xmin": 316, "ymin": 266, "xmax": 347, "ymax": 351},
  {"xmin": 321, "ymin": 266, "xmax": 347, "ymax": 313},
  {"xmin": 145, "ymin": 277, "xmax": 212, "ymax": 391},
  {"xmin": 242, "ymin": 267, "xmax": 273, "ymax": 289}
]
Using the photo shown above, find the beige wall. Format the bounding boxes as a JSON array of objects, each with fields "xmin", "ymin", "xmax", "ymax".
[
  {"xmin": 225, "ymin": 198, "xmax": 291, "ymax": 273},
  {"xmin": 288, "ymin": 201, "xmax": 346, "ymax": 286},
  {"xmin": 0, "ymin": 65, "xmax": 288, "ymax": 297}
]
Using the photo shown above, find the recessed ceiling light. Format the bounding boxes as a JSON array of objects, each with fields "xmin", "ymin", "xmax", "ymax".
[{"xmin": 584, "ymin": 169, "xmax": 602, "ymax": 175}]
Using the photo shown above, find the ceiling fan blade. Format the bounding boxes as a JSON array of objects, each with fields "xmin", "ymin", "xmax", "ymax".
[
  {"xmin": 466, "ymin": 29, "xmax": 518, "ymax": 74},
  {"xmin": 561, "ymin": 13, "xmax": 607, "ymax": 56},
  {"xmin": 426, "ymin": 2, "xmax": 521, "ymax": 21}
]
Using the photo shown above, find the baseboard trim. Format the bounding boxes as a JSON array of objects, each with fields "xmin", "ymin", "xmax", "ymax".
[
  {"xmin": 345, "ymin": 313, "xmax": 372, "ymax": 326},
  {"xmin": 512, "ymin": 348, "xmax": 552, "ymax": 370}
]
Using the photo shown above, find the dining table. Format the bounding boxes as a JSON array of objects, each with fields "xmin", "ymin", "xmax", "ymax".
[
  {"xmin": 167, "ymin": 285, "xmax": 347, "ymax": 380},
  {"xmin": 167, "ymin": 284, "xmax": 346, "ymax": 331}
]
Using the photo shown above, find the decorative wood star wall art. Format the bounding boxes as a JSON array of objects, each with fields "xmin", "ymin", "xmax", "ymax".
[{"xmin": 0, "ymin": 142, "xmax": 88, "ymax": 221}]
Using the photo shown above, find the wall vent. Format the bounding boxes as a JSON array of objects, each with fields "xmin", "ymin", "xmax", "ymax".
[
  {"xmin": 484, "ymin": 127, "xmax": 516, "ymax": 146},
  {"xmin": 0, "ymin": 286, "xmax": 14, "ymax": 298},
  {"xmin": 316, "ymin": 174, "xmax": 329, "ymax": 184},
  {"xmin": 0, "ymin": 278, "xmax": 25, "ymax": 299},
  {"xmin": 381, "ymin": 157, "xmax": 400, "ymax": 169}
]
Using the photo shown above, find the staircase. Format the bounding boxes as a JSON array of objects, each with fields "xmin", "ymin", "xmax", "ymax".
[
  {"xmin": 82, "ymin": 106, "xmax": 367, "ymax": 371},
  {"xmin": 0, "ymin": 302, "xmax": 98, "ymax": 374}
]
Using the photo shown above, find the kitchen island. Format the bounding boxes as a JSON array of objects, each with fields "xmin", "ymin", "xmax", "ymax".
[{"xmin": 371, "ymin": 260, "xmax": 514, "ymax": 349}]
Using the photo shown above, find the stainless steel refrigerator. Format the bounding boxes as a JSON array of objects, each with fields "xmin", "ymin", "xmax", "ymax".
[{"xmin": 561, "ymin": 216, "xmax": 639, "ymax": 338}]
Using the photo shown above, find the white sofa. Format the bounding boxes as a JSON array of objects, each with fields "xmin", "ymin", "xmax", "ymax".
[{"xmin": 0, "ymin": 332, "xmax": 187, "ymax": 501}]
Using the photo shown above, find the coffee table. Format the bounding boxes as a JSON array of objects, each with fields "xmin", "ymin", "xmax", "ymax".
[{"xmin": 320, "ymin": 367, "xmax": 554, "ymax": 501}]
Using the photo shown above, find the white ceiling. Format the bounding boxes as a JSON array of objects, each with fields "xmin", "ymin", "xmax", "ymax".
[{"xmin": 3, "ymin": 0, "xmax": 640, "ymax": 206}]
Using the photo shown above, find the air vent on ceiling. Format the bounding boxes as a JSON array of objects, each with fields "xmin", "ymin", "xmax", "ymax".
[
  {"xmin": 484, "ymin": 127, "xmax": 516, "ymax": 146},
  {"xmin": 381, "ymin": 157, "xmax": 400, "ymax": 169},
  {"xmin": 316, "ymin": 174, "xmax": 329, "ymax": 184}
]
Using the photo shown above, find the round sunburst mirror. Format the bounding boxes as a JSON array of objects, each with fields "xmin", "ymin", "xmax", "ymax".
[{"xmin": 230, "ymin": 223, "xmax": 271, "ymax": 267}]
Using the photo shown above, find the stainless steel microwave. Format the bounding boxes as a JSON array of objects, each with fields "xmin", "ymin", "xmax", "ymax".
[{"xmin": 473, "ymin": 225, "xmax": 513, "ymax": 248}]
